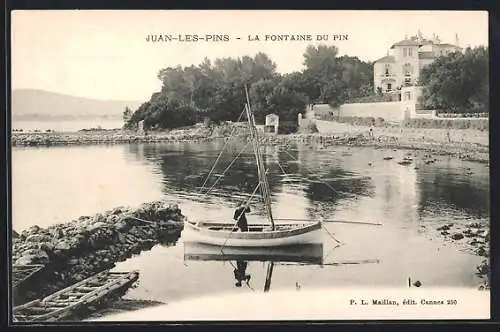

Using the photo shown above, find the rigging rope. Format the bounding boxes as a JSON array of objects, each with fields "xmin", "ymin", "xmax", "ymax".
[
  {"xmin": 198, "ymin": 107, "xmax": 248, "ymax": 195},
  {"xmin": 201, "ymin": 141, "xmax": 252, "ymax": 198},
  {"xmin": 282, "ymin": 149, "xmax": 357, "ymax": 198},
  {"xmin": 275, "ymin": 151, "xmax": 345, "ymax": 247}
]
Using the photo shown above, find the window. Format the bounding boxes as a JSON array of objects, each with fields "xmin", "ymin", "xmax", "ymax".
[
  {"xmin": 403, "ymin": 48, "xmax": 407, "ymax": 57},
  {"xmin": 409, "ymin": 48, "xmax": 413, "ymax": 56},
  {"xmin": 387, "ymin": 83, "xmax": 392, "ymax": 91},
  {"xmin": 403, "ymin": 63, "xmax": 412, "ymax": 76},
  {"xmin": 405, "ymin": 92, "xmax": 412, "ymax": 100},
  {"xmin": 384, "ymin": 64, "xmax": 391, "ymax": 76}
]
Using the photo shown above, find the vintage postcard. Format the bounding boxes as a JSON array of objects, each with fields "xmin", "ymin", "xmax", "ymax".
[{"xmin": 10, "ymin": 10, "xmax": 490, "ymax": 322}]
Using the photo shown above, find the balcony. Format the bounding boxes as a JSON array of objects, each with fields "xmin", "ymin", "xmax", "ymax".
[{"xmin": 403, "ymin": 75, "xmax": 413, "ymax": 86}]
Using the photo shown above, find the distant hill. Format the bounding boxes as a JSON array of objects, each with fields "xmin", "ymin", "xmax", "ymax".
[{"xmin": 12, "ymin": 89, "xmax": 143, "ymax": 121}]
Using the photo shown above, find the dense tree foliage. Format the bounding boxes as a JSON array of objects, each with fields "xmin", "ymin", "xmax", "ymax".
[
  {"xmin": 125, "ymin": 45, "xmax": 374, "ymax": 131},
  {"xmin": 418, "ymin": 46, "xmax": 488, "ymax": 113}
]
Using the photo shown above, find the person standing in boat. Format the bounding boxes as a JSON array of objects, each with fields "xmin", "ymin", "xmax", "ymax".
[{"xmin": 233, "ymin": 204, "xmax": 251, "ymax": 232}]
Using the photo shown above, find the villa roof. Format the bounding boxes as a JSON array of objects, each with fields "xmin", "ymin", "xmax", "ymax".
[
  {"xmin": 418, "ymin": 51, "xmax": 435, "ymax": 59},
  {"xmin": 374, "ymin": 55, "xmax": 395, "ymax": 63},
  {"xmin": 390, "ymin": 39, "xmax": 422, "ymax": 48},
  {"xmin": 437, "ymin": 43, "xmax": 459, "ymax": 48},
  {"xmin": 419, "ymin": 39, "xmax": 434, "ymax": 45}
]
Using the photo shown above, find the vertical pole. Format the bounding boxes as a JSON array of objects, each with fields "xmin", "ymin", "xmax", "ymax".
[{"xmin": 244, "ymin": 85, "xmax": 275, "ymax": 230}]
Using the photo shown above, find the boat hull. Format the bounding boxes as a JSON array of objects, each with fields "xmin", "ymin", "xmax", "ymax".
[{"xmin": 184, "ymin": 220, "xmax": 323, "ymax": 247}]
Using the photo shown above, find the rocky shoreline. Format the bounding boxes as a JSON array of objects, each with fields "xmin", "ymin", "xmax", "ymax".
[
  {"xmin": 12, "ymin": 125, "xmax": 489, "ymax": 163},
  {"xmin": 12, "ymin": 201, "xmax": 185, "ymax": 306},
  {"xmin": 434, "ymin": 221, "xmax": 490, "ymax": 289},
  {"xmin": 258, "ymin": 133, "xmax": 489, "ymax": 163}
]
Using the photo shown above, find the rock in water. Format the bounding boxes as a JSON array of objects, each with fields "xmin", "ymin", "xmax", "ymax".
[
  {"xmin": 450, "ymin": 233, "xmax": 464, "ymax": 240},
  {"xmin": 13, "ymin": 200, "xmax": 185, "ymax": 303}
]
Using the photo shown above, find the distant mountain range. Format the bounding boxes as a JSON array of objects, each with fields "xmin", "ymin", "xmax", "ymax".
[{"xmin": 12, "ymin": 89, "xmax": 143, "ymax": 121}]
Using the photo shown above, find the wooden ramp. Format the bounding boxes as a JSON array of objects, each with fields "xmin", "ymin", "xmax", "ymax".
[{"xmin": 13, "ymin": 270, "xmax": 139, "ymax": 322}]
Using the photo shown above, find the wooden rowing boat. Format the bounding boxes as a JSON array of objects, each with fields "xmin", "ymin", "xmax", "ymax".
[
  {"xmin": 183, "ymin": 241, "xmax": 324, "ymax": 264},
  {"xmin": 12, "ymin": 264, "xmax": 45, "ymax": 289},
  {"xmin": 190, "ymin": 86, "xmax": 322, "ymax": 247},
  {"xmin": 12, "ymin": 270, "xmax": 139, "ymax": 322},
  {"xmin": 12, "ymin": 264, "xmax": 48, "ymax": 306},
  {"xmin": 184, "ymin": 220, "xmax": 322, "ymax": 247}
]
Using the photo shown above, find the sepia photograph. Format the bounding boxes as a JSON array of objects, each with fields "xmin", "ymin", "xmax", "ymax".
[{"xmin": 9, "ymin": 10, "xmax": 490, "ymax": 322}]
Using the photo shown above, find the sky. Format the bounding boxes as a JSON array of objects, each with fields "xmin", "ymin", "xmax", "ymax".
[{"xmin": 11, "ymin": 10, "xmax": 489, "ymax": 101}]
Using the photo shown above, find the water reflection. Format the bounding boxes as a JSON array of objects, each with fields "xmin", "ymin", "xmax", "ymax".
[
  {"xmin": 12, "ymin": 142, "xmax": 490, "ymax": 295},
  {"xmin": 416, "ymin": 160, "xmax": 489, "ymax": 219},
  {"xmin": 157, "ymin": 231, "xmax": 182, "ymax": 247},
  {"xmin": 123, "ymin": 141, "xmax": 489, "ymax": 230},
  {"xmin": 125, "ymin": 141, "xmax": 374, "ymax": 216},
  {"xmin": 183, "ymin": 242, "xmax": 325, "ymax": 292},
  {"xmin": 233, "ymin": 260, "xmax": 251, "ymax": 288}
]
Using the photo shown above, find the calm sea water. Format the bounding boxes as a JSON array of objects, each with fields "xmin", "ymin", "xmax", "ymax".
[
  {"xmin": 12, "ymin": 119, "xmax": 124, "ymax": 132},
  {"xmin": 11, "ymin": 141, "xmax": 490, "ymax": 302}
]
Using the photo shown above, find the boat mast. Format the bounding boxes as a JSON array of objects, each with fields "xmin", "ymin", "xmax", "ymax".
[{"xmin": 244, "ymin": 85, "xmax": 275, "ymax": 230}]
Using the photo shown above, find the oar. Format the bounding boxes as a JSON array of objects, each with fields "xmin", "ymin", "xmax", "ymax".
[
  {"xmin": 275, "ymin": 259, "xmax": 380, "ymax": 267},
  {"xmin": 274, "ymin": 218, "xmax": 382, "ymax": 226}
]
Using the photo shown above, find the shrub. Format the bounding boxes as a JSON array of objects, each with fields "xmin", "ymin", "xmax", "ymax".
[
  {"xmin": 346, "ymin": 94, "xmax": 396, "ymax": 104},
  {"xmin": 298, "ymin": 121, "xmax": 319, "ymax": 134},
  {"xmin": 374, "ymin": 117, "xmax": 386, "ymax": 126},
  {"xmin": 278, "ymin": 121, "xmax": 299, "ymax": 134},
  {"xmin": 403, "ymin": 118, "xmax": 488, "ymax": 130},
  {"xmin": 437, "ymin": 112, "xmax": 488, "ymax": 118},
  {"xmin": 334, "ymin": 116, "xmax": 385, "ymax": 127}
]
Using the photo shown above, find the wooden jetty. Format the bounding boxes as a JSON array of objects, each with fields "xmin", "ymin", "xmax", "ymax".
[{"xmin": 13, "ymin": 270, "xmax": 139, "ymax": 322}]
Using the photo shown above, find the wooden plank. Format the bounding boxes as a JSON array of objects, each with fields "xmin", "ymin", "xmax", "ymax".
[
  {"xmin": 39, "ymin": 276, "xmax": 136, "ymax": 321},
  {"xmin": 13, "ymin": 299, "xmax": 41, "ymax": 310},
  {"xmin": 81, "ymin": 275, "xmax": 138, "ymax": 305},
  {"xmin": 65, "ymin": 292, "xmax": 87, "ymax": 297},
  {"xmin": 13, "ymin": 270, "xmax": 139, "ymax": 322},
  {"xmin": 79, "ymin": 271, "xmax": 139, "ymax": 304},
  {"xmin": 41, "ymin": 270, "xmax": 109, "ymax": 302},
  {"xmin": 44, "ymin": 303, "xmax": 68, "ymax": 308},
  {"xmin": 17, "ymin": 307, "xmax": 48, "ymax": 313},
  {"xmin": 75, "ymin": 286, "xmax": 99, "ymax": 292}
]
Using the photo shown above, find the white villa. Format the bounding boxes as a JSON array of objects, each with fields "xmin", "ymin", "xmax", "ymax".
[{"xmin": 373, "ymin": 31, "xmax": 462, "ymax": 93}]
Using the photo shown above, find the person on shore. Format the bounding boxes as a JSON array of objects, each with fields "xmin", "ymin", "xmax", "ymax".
[{"xmin": 233, "ymin": 204, "xmax": 251, "ymax": 232}]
